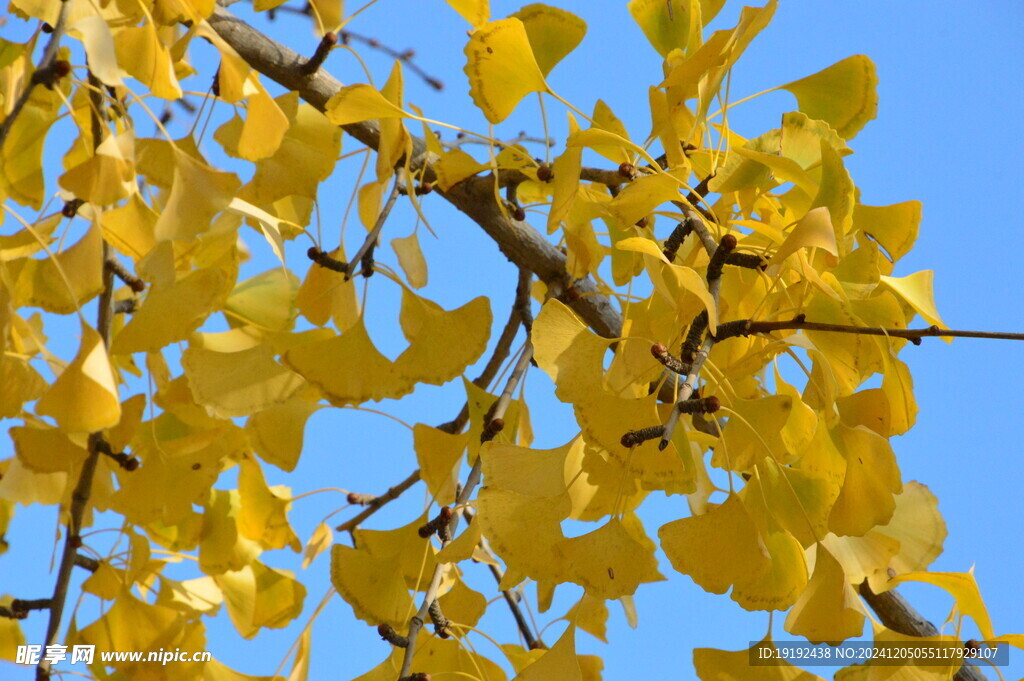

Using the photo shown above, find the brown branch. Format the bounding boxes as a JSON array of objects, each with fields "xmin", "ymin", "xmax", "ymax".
[
  {"xmin": 713, "ymin": 317, "xmax": 1024, "ymax": 345},
  {"xmin": 299, "ymin": 31, "xmax": 337, "ymax": 75},
  {"xmin": 207, "ymin": 7, "xmax": 623, "ymax": 341},
  {"xmin": 0, "ymin": 0, "xmax": 72, "ymax": 147},
  {"xmin": 336, "ymin": 468, "xmax": 422, "ymax": 533},
  {"xmin": 859, "ymin": 582, "xmax": 987, "ymax": 681},
  {"xmin": 346, "ymin": 180, "xmax": 400, "ymax": 280}
]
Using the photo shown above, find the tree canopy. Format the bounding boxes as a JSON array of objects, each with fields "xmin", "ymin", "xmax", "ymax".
[{"xmin": 1, "ymin": 1, "xmax": 1022, "ymax": 680}]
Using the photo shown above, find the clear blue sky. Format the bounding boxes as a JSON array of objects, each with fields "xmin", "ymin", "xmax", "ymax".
[{"xmin": 2, "ymin": 1, "xmax": 1023, "ymax": 679}]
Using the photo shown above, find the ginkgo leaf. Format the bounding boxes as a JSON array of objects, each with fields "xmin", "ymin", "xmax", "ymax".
[
  {"xmin": 76, "ymin": 591, "xmax": 187, "ymax": 664},
  {"xmin": 113, "ymin": 23, "xmax": 182, "ymax": 100},
  {"xmin": 829, "ymin": 424, "xmax": 902, "ymax": 537},
  {"xmin": 391, "ymin": 232, "xmax": 428, "ymax": 288},
  {"xmin": 285, "ymin": 320, "xmax": 411, "ymax": 405},
  {"xmin": 11, "ymin": 425, "xmax": 88, "ymax": 473},
  {"xmin": 512, "ymin": 4, "xmax": 587, "ymax": 77},
  {"xmin": 694, "ymin": 636, "xmax": 826, "ymax": 681},
  {"xmin": 330, "ymin": 544, "xmax": 416, "ymax": 631},
  {"xmin": 237, "ymin": 455, "xmax": 301, "ymax": 552},
  {"xmin": 414, "ymin": 424, "xmax": 467, "ymax": 506},
  {"xmin": 780, "ymin": 111, "xmax": 852, "ymax": 169},
  {"xmin": 434, "ymin": 149, "xmax": 489, "ymax": 191},
  {"xmin": 224, "ymin": 268, "xmax": 299, "ymax": 332},
  {"xmin": 36, "ymin": 319, "xmax": 121, "ymax": 433},
  {"xmin": 464, "ymin": 18, "xmax": 548, "ymax": 124},
  {"xmin": 781, "ymin": 55, "xmax": 878, "ymax": 140},
  {"xmin": 438, "ymin": 577, "xmax": 488, "ymax": 632},
  {"xmin": 879, "ymin": 270, "xmax": 946, "ymax": 330},
  {"xmin": 476, "ymin": 486, "xmax": 570, "ymax": 584},
  {"xmin": 153, "ymin": 148, "xmax": 240, "ymax": 242},
  {"xmin": 854, "ymin": 200, "xmax": 922, "ymax": 263},
  {"xmin": 444, "ymin": 0, "xmax": 489, "ymax": 27},
  {"xmin": 731, "ymin": 530, "xmax": 808, "ymax": 612},
  {"xmin": 324, "ymin": 84, "xmax": 407, "ymax": 126},
  {"xmin": 302, "ymin": 522, "xmax": 333, "ymax": 569},
  {"xmin": 246, "ymin": 396, "xmax": 321, "ymax": 472},
  {"xmin": 182, "ymin": 343, "xmax": 305, "ymax": 419},
  {"xmin": 100, "ymin": 194, "xmax": 158, "ymax": 262},
  {"xmin": 215, "ymin": 560, "xmax": 306, "ymax": 639},
  {"xmin": 58, "ymin": 131, "xmax": 135, "ymax": 205},
  {"xmin": 659, "ymin": 494, "xmax": 770, "ymax": 595},
  {"xmin": 715, "ymin": 395, "xmax": 793, "ymax": 471},
  {"xmin": 555, "ymin": 516, "xmax": 665, "ymax": 599},
  {"xmin": 69, "ymin": 16, "xmax": 126, "ymax": 86},
  {"xmin": 514, "ymin": 625, "xmax": 582, "ymax": 681},
  {"xmin": 394, "ymin": 289, "xmax": 491, "ymax": 386},
  {"xmin": 563, "ymin": 594, "xmax": 609, "ymax": 643},
  {"xmin": 547, "ymin": 116, "xmax": 583, "ymax": 233},
  {"xmin": 768, "ymin": 207, "xmax": 838, "ymax": 271},
  {"xmin": 628, "ymin": 0, "xmax": 700, "ymax": 58},
  {"xmin": 199, "ymin": 489, "xmax": 263, "ymax": 575},
  {"xmin": 742, "ymin": 457, "xmax": 836, "ymax": 549},
  {"xmin": 296, "ymin": 246, "xmax": 360, "ymax": 331},
  {"xmin": 882, "ymin": 570, "xmax": 995, "ymax": 641},
  {"xmin": 784, "ymin": 543, "xmax": 865, "ymax": 643},
  {"xmin": 9, "ymin": 222, "xmax": 104, "ymax": 314},
  {"xmin": 112, "ymin": 268, "xmax": 230, "ymax": 354},
  {"xmin": 353, "ymin": 515, "xmax": 441, "ymax": 591}
]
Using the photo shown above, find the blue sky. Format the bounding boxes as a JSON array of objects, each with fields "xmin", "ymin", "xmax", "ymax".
[{"xmin": 2, "ymin": 1, "xmax": 1023, "ymax": 679}]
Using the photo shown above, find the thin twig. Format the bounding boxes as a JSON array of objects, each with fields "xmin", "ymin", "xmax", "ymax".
[
  {"xmin": 335, "ymin": 468, "xmax": 422, "ymax": 533},
  {"xmin": 299, "ymin": 32, "xmax": 337, "ymax": 75},
  {"xmin": 398, "ymin": 339, "xmax": 534, "ymax": 680},
  {"xmin": 0, "ymin": 0, "xmax": 72, "ymax": 147},
  {"xmin": 714, "ymin": 318, "xmax": 1024, "ymax": 345},
  {"xmin": 346, "ymin": 181, "xmax": 400, "ymax": 279}
]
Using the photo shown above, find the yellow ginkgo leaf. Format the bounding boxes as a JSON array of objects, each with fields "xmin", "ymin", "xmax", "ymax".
[
  {"xmin": 224, "ymin": 268, "xmax": 299, "ymax": 332},
  {"xmin": 437, "ymin": 577, "xmax": 487, "ymax": 632},
  {"xmin": 330, "ymin": 544, "xmax": 416, "ymax": 632},
  {"xmin": 781, "ymin": 55, "xmax": 878, "ymax": 140},
  {"xmin": 533, "ymin": 299, "xmax": 611, "ymax": 404},
  {"xmin": 69, "ymin": 16, "xmax": 126, "ymax": 86},
  {"xmin": 238, "ymin": 455, "xmax": 301, "ymax": 552},
  {"xmin": 715, "ymin": 395, "xmax": 793, "ymax": 471},
  {"xmin": 882, "ymin": 570, "xmax": 995, "ymax": 642},
  {"xmin": 111, "ymin": 268, "xmax": 229, "ymax": 354},
  {"xmin": 854, "ymin": 200, "xmax": 922, "ymax": 263},
  {"xmin": 828, "ymin": 424, "xmax": 902, "ymax": 537},
  {"xmin": 563, "ymin": 594, "xmax": 609, "ymax": 643},
  {"xmin": 354, "ymin": 515, "xmax": 443, "ymax": 591},
  {"xmin": 391, "ymin": 232, "xmax": 428, "ymax": 288},
  {"xmin": 153, "ymin": 148, "xmax": 240, "ymax": 242},
  {"xmin": 444, "ymin": 0, "xmax": 489, "ymax": 27},
  {"xmin": 512, "ymin": 4, "xmax": 587, "ymax": 77},
  {"xmin": 302, "ymin": 521, "xmax": 333, "ymax": 569},
  {"xmin": 9, "ymin": 222, "xmax": 104, "ymax": 314},
  {"xmin": 434, "ymin": 149, "xmax": 489, "ymax": 192},
  {"xmin": 199, "ymin": 489, "xmax": 263, "ymax": 576},
  {"xmin": 731, "ymin": 530, "xmax": 808, "ymax": 612},
  {"xmin": 514, "ymin": 625, "xmax": 582, "ymax": 681},
  {"xmin": 324, "ymin": 84, "xmax": 407, "ymax": 126},
  {"xmin": 58, "ymin": 131, "xmax": 135, "ymax": 205},
  {"xmin": 246, "ymin": 396, "xmax": 321, "ymax": 473},
  {"xmin": 182, "ymin": 343, "xmax": 305, "ymax": 419},
  {"xmin": 476, "ymin": 486, "xmax": 569, "ymax": 584},
  {"xmin": 866, "ymin": 482, "xmax": 946, "ymax": 591},
  {"xmin": 555, "ymin": 516, "xmax": 665, "ymax": 599},
  {"xmin": 785, "ymin": 543, "xmax": 865, "ymax": 643},
  {"xmin": 742, "ymin": 457, "xmax": 836, "ymax": 549},
  {"xmin": 546, "ymin": 116, "xmax": 583, "ymax": 233},
  {"xmin": 879, "ymin": 270, "xmax": 946, "ymax": 331},
  {"xmin": 76, "ymin": 591, "xmax": 187, "ymax": 666},
  {"xmin": 768, "ymin": 206, "xmax": 838, "ymax": 271},
  {"xmin": 284, "ymin": 320, "xmax": 412, "ymax": 405},
  {"xmin": 628, "ymin": 0, "xmax": 700, "ymax": 58},
  {"xmin": 11, "ymin": 425, "xmax": 88, "ymax": 473},
  {"xmin": 296, "ymin": 246, "xmax": 360, "ymax": 331},
  {"xmin": 659, "ymin": 494, "xmax": 770, "ymax": 595},
  {"xmin": 100, "ymin": 194, "xmax": 158, "ymax": 262},
  {"xmin": 394, "ymin": 289, "xmax": 491, "ymax": 387},
  {"xmin": 37, "ymin": 319, "xmax": 121, "ymax": 433},
  {"xmin": 215, "ymin": 560, "xmax": 306, "ymax": 639},
  {"xmin": 694, "ymin": 635, "xmax": 826, "ymax": 681},
  {"xmin": 615, "ymin": 238, "xmax": 718, "ymax": 331},
  {"xmin": 414, "ymin": 423, "xmax": 467, "ymax": 506},
  {"xmin": 464, "ymin": 18, "xmax": 548, "ymax": 124},
  {"xmin": 113, "ymin": 23, "xmax": 182, "ymax": 100},
  {"xmin": 780, "ymin": 111, "xmax": 852, "ymax": 169}
]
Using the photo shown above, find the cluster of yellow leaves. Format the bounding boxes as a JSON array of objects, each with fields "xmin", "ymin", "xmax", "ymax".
[{"xmin": 2, "ymin": 0, "xmax": 1021, "ymax": 680}]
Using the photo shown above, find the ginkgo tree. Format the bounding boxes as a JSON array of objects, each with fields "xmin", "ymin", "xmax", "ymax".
[{"xmin": 1, "ymin": 0, "xmax": 1022, "ymax": 680}]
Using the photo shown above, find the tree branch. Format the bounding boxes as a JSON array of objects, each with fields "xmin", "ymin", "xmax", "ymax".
[
  {"xmin": 0, "ymin": 0, "xmax": 72, "ymax": 148},
  {"xmin": 714, "ymin": 317, "xmax": 1024, "ymax": 344},
  {"xmin": 336, "ymin": 468, "xmax": 422, "ymax": 533}
]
